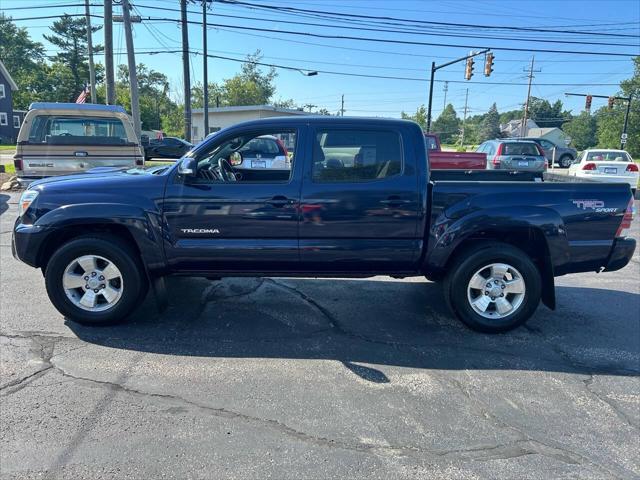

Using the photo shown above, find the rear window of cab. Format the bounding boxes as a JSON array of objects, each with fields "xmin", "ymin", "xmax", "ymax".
[{"xmin": 27, "ymin": 115, "xmax": 129, "ymax": 145}]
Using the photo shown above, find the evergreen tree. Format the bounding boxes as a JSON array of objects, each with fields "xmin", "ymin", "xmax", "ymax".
[
  {"xmin": 431, "ymin": 104, "xmax": 460, "ymax": 143},
  {"xmin": 44, "ymin": 14, "xmax": 103, "ymax": 101},
  {"xmin": 479, "ymin": 103, "xmax": 501, "ymax": 141}
]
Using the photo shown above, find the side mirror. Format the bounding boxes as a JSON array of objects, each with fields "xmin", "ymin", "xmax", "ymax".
[
  {"xmin": 229, "ymin": 151, "xmax": 243, "ymax": 166},
  {"xmin": 178, "ymin": 157, "xmax": 197, "ymax": 177}
]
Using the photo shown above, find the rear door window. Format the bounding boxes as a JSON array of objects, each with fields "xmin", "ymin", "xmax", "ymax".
[
  {"xmin": 313, "ymin": 129, "xmax": 402, "ymax": 182},
  {"xmin": 502, "ymin": 143, "xmax": 540, "ymax": 156},
  {"xmin": 28, "ymin": 115, "xmax": 129, "ymax": 145}
]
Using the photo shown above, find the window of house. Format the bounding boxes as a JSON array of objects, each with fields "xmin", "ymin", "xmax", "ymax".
[
  {"xmin": 313, "ymin": 129, "xmax": 402, "ymax": 182},
  {"xmin": 0, "ymin": 84, "xmax": 5, "ymax": 99},
  {"xmin": 194, "ymin": 130, "xmax": 295, "ymax": 183},
  {"xmin": 0, "ymin": 113, "xmax": 7, "ymax": 126},
  {"xmin": 13, "ymin": 115, "xmax": 21, "ymax": 129}
]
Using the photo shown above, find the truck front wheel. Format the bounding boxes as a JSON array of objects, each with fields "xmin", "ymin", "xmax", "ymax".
[
  {"xmin": 45, "ymin": 236, "xmax": 148, "ymax": 325},
  {"xmin": 444, "ymin": 244, "xmax": 542, "ymax": 333}
]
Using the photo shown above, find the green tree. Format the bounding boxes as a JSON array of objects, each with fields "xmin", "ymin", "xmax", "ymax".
[
  {"xmin": 528, "ymin": 97, "xmax": 571, "ymax": 128},
  {"xmin": 401, "ymin": 105, "xmax": 427, "ymax": 129},
  {"xmin": 431, "ymin": 104, "xmax": 460, "ymax": 143},
  {"xmin": 562, "ymin": 112, "xmax": 597, "ymax": 150},
  {"xmin": 44, "ymin": 14, "xmax": 103, "ymax": 101},
  {"xmin": 594, "ymin": 56, "xmax": 639, "ymax": 156},
  {"xmin": 478, "ymin": 103, "xmax": 501, "ymax": 142},
  {"xmin": 0, "ymin": 14, "xmax": 48, "ymax": 108}
]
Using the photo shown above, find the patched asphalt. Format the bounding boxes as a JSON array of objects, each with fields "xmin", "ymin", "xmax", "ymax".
[{"xmin": 1, "ymin": 191, "xmax": 638, "ymax": 479}]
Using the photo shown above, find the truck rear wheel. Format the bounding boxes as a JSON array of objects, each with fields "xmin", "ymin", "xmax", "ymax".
[
  {"xmin": 444, "ymin": 244, "xmax": 541, "ymax": 333},
  {"xmin": 45, "ymin": 236, "xmax": 147, "ymax": 325}
]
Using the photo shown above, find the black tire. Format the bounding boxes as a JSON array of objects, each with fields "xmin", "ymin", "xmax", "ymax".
[
  {"xmin": 444, "ymin": 243, "xmax": 542, "ymax": 333},
  {"xmin": 45, "ymin": 235, "xmax": 148, "ymax": 325},
  {"xmin": 559, "ymin": 155, "xmax": 573, "ymax": 168}
]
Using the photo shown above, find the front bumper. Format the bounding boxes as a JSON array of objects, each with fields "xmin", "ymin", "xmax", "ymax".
[
  {"xmin": 604, "ymin": 237, "xmax": 636, "ymax": 272},
  {"xmin": 12, "ymin": 219, "xmax": 53, "ymax": 268}
]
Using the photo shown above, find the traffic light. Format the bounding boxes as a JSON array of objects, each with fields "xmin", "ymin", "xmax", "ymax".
[
  {"xmin": 484, "ymin": 52, "xmax": 494, "ymax": 77},
  {"xmin": 608, "ymin": 96, "xmax": 615, "ymax": 108},
  {"xmin": 585, "ymin": 95, "xmax": 592, "ymax": 110},
  {"xmin": 465, "ymin": 57, "xmax": 475, "ymax": 80}
]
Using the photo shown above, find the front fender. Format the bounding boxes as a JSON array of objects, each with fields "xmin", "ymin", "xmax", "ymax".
[{"xmin": 34, "ymin": 203, "xmax": 166, "ymax": 275}]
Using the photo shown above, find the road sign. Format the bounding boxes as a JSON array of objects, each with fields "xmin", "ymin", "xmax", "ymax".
[
  {"xmin": 621, "ymin": 137, "xmax": 627, "ymax": 144},
  {"xmin": 621, "ymin": 133, "xmax": 628, "ymax": 139}
]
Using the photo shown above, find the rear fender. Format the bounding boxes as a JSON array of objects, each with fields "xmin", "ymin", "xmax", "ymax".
[{"xmin": 425, "ymin": 206, "xmax": 567, "ymax": 310}]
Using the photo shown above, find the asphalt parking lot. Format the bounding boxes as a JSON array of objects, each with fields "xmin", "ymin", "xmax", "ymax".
[{"xmin": 1, "ymin": 192, "xmax": 638, "ymax": 479}]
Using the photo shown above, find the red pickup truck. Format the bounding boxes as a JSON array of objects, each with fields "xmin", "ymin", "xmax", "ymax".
[{"xmin": 425, "ymin": 133, "xmax": 487, "ymax": 169}]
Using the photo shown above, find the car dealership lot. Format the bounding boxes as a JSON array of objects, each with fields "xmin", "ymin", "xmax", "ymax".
[{"xmin": 1, "ymin": 192, "xmax": 638, "ymax": 479}]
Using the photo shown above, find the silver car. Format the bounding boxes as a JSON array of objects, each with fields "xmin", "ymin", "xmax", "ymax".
[{"xmin": 477, "ymin": 140, "xmax": 547, "ymax": 172}]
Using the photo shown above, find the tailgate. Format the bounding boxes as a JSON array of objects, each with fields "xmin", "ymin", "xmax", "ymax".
[{"xmin": 19, "ymin": 144, "xmax": 140, "ymax": 177}]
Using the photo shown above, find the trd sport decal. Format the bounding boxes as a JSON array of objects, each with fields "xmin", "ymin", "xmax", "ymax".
[{"xmin": 571, "ymin": 199, "xmax": 617, "ymax": 213}]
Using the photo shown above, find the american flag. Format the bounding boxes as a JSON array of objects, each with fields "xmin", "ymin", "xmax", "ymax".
[{"xmin": 75, "ymin": 85, "xmax": 89, "ymax": 104}]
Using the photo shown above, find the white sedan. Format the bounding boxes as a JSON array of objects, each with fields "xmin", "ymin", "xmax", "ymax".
[{"xmin": 568, "ymin": 149, "xmax": 639, "ymax": 193}]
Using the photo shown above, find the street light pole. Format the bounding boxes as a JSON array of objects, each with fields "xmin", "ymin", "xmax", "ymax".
[{"xmin": 426, "ymin": 49, "xmax": 489, "ymax": 133}]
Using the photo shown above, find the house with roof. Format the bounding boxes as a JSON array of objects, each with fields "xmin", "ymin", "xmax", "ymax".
[
  {"xmin": 525, "ymin": 127, "xmax": 571, "ymax": 148},
  {"xmin": 500, "ymin": 119, "xmax": 538, "ymax": 138},
  {"xmin": 0, "ymin": 60, "xmax": 20, "ymax": 144},
  {"xmin": 191, "ymin": 105, "xmax": 309, "ymax": 142}
]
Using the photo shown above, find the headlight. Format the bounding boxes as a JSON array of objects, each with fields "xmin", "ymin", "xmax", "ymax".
[{"xmin": 19, "ymin": 190, "xmax": 39, "ymax": 217}]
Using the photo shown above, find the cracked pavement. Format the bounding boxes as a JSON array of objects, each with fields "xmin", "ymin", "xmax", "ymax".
[{"xmin": 1, "ymin": 192, "xmax": 639, "ymax": 479}]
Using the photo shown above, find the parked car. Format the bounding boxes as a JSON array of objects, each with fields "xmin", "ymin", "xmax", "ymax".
[
  {"xmin": 476, "ymin": 139, "xmax": 547, "ymax": 171},
  {"xmin": 144, "ymin": 136, "xmax": 193, "ymax": 160},
  {"xmin": 424, "ymin": 133, "xmax": 486, "ymax": 169},
  {"xmin": 229, "ymin": 134, "xmax": 291, "ymax": 182},
  {"xmin": 14, "ymin": 103, "xmax": 144, "ymax": 185},
  {"xmin": 12, "ymin": 117, "xmax": 635, "ymax": 333},
  {"xmin": 511, "ymin": 137, "xmax": 577, "ymax": 168},
  {"xmin": 568, "ymin": 149, "xmax": 639, "ymax": 194}
]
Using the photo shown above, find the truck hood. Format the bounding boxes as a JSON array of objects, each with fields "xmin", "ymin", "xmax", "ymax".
[{"xmin": 28, "ymin": 166, "xmax": 170, "ymax": 191}]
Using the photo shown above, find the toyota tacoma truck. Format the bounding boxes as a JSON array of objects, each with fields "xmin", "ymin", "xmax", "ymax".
[{"xmin": 12, "ymin": 117, "xmax": 636, "ymax": 333}]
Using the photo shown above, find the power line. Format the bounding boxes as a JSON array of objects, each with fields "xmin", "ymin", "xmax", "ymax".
[
  {"xmin": 141, "ymin": 16, "xmax": 638, "ymax": 57},
  {"xmin": 219, "ymin": 0, "xmax": 640, "ymax": 39},
  {"xmin": 131, "ymin": 3, "xmax": 639, "ymax": 47}
]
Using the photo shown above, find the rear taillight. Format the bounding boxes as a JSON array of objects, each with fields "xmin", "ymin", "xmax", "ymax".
[
  {"xmin": 616, "ymin": 197, "xmax": 635, "ymax": 237},
  {"xmin": 582, "ymin": 162, "xmax": 597, "ymax": 171},
  {"xmin": 14, "ymin": 158, "xmax": 23, "ymax": 171},
  {"xmin": 626, "ymin": 163, "xmax": 639, "ymax": 172},
  {"xmin": 492, "ymin": 144, "xmax": 503, "ymax": 166}
]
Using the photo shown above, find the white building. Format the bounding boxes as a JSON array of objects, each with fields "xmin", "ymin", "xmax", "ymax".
[{"xmin": 191, "ymin": 105, "xmax": 309, "ymax": 142}]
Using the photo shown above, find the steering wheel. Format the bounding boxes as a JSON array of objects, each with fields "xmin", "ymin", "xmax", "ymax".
[{"xmin": 218, "ymin": 158, "xmax": 237, "ymax": 182}]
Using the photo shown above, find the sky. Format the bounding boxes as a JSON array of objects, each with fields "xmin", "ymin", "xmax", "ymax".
[{"xmin": 4, "ymin": 0, "xmax": 640, "ymax": 120}]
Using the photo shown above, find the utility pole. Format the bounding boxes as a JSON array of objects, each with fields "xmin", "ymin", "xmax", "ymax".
[
  {"xmin": 122, "ymin": 0, "xmax": 141, "ymax": 139},
  {"xmin": 303, "ymin": 104, "xmax": 317, "ymax": 112},
  {"xmin": 104, "ymin": 0, "xmax": 115, "ymax": 104},
  {"xmin": 340, "ymin": 95, "xmax": 345, "ymax": 116},
  {"xmin": 443, "ymin": 81, "xmax": 449, "ymax": 109},
  {"xmin": 460, "ymin": 88, "xmax": 469, "ymax": 147},
  {"xmin": 521, "ymin": 56, "xmax": 540, "ymax": 137},
  {"xmin": 202, "ymin": 0, "xmax": 209, "ymax": 138},
  {"xmin": 85, "ymin": 0, "xmax": 97, "ymax": 103},
  {"xmin": 181, "ymin": 0, "xmax": 192, "ymax": 142}
]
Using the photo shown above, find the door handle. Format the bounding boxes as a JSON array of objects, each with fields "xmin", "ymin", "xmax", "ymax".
[
  {"xmin": 380, "ymin": 196, "xmax": 410, "ymax": 207},
  {"xmin": 267, "ymin": 196, "xmax": 295, "ymax": 207}
]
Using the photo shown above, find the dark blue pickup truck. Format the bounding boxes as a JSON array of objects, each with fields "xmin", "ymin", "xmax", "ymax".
[{"xmin": 12, "ymin": 117, "xmax": 636, "ymax": 332}]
